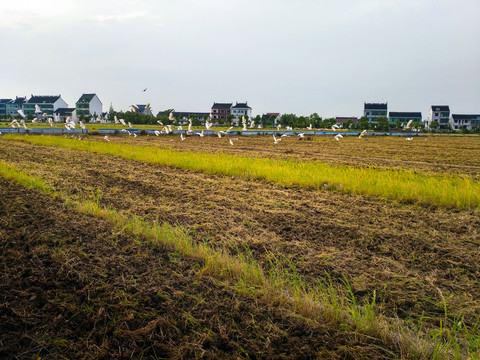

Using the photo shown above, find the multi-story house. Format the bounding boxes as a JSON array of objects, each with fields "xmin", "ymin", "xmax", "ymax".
[
  {"xmin": 75, "ymin": 93, "xmax": 103, "ymax": 119},
  {"xmin": 388, "ymin": 112, "xmax": 422, "ymax": 125},
  {"xmin": 6, "ymin": 97, "xmax": 26, "ymax": 117},
  {"xmin": 450, "ymin": 114, "xmax": 480, "ymax": 130},
  {"xmin": 211, "ymin": 103, "xmax": 232, "ymax": 122},
  {"xmin": 364, "ymin": 102, "xmax": 387, "ymax": 123},
  {"xmin": 24, "ymin": 95, "xmax": 68, "ymax": 116},
  {"xmin": 0, "ymin": 99, "xmax": 12, "ymax": 117},
  {"xmin": 427, "ymin": 105, "xmax": 450, "ymax": 129},
  {"xmin": 54, "ymin": 108, "xmax": 76, "ymax": 122},
  {"xmin": 230, "ymin": 102, "xmax": 252, "ymax": 124}
]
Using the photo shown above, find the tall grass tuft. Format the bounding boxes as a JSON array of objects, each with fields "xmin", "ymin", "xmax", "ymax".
[{"xmin": 4, "ymin": 134, "xmax": 480, "ymax": 210}]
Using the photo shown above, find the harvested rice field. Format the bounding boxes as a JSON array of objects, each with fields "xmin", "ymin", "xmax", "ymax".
[{"xmin": 0, "ymin": 133, "xmax": 479, "ymax": 359}]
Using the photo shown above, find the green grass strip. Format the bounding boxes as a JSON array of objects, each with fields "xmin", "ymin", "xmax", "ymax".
[
  {"xmin": 1, "ymin": 160, "xmax": 478, "ymax": 359},
  {"xmin": 4, "ymin": 134, "xmax": 480, "ymax": 210}
]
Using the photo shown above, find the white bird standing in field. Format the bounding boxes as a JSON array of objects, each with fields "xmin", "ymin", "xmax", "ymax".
[
  {"xmin": 47, "ymin": 118, "xmax": 53, "ymax": 127},
  {"xmin": 276, "ymin": 124, "xmax": 281, "ymax": 131},
  {"xmin": 406, "ymin": 137, "xmax": 413, "ymax": 141},
  {"xmin": 334, "ymin": 134, "xmax": 343, "ymax": 141},
  {"xmin": 359, "ymin": 129, "xmax": 367, "ymax": 138},
  {"xmin": 128, "ymin": 122, "xmax": 132, "ymax": 128},
  {"xmin": 273, "ymin": 134, "xmax": 282, "ymax": 144},
  {"xmin": 188, "ymin": 119, "xmax": 192, "ymax": 132},
  {"xmin": 104, "ymin": 135, "xmax": 110, "ymax": 142},
  {"xmin": 249, "ymin": 120, "xmax": 255, "ymax": 128},
  {"xmin": 154, "ymin": 130, "xmax": 161, "ymax": 136},
  {"xmin": 242, "ymin": 116, "xmax": 247, "ymax": 131},
  {"xmin": 332, "ymin": 124, "xmax": 340, "ymax": 131},
  {"xmin": 79, "ymin": 121, "xmax": 86, "ymax": 130}
]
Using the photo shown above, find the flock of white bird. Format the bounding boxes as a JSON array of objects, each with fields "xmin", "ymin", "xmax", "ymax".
[{"xmin": 6, "ymin": 110, "xmax": 418, "ymax": 144}]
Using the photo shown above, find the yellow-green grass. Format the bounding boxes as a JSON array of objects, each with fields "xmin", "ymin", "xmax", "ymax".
[
  {"xmin": 2, "ymin": 160, "xmax": 476, "ymax": 359},
  {"xmin": 4, "ymin": 134, "xmax": 480, "ymax": 210}
]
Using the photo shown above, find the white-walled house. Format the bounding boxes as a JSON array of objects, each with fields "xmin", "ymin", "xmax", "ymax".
[
  {"xmin": 24, "ymin": 95, "xmax": 68, "ymax": 116},
  {"xmin": 75, "ymin": 93, "xmax": 102, "ymax": 119},
  {"xmin": 427, "ymin": 105, "xmax": 450, "ymax": 129},
  {"xmin": 450, "ymin": 114, "xmax": 480, "ymax": 130},
  {"xmin": 231, "ymin": 102, "xmax": 252, "ymax": 124}
]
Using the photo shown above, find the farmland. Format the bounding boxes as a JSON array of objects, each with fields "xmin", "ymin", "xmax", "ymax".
[{"xmin": 0, "ymin": 133, "xmax": 479, "ymax": 359}]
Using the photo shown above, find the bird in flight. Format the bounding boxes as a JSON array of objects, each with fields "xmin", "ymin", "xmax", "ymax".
[
  {"xmin": 154, "ymin": 130, "xmax": 161, "ymax": 136},
  {"xmin": 404, "ymin": 119, "xmax": 413, "ymax": 129},
  {"xmin": 143, "ymin": 88, "xmax": 147, "ymax": 92},
  {"xmin": 334, "ymin": 134, "xmax": 343, "ymax": 141},
  {"xmin": 273, "ymin": 134, "xmax": 281, "ymax": 144},
  {"xmin": 180, "ymin": 134, "xmax": 186, "ymax": 141},
  {"xmin": 406, "ymin": 137, "xmax": 413, "ymax": 141},
  {"xmin": 359, "ymin": 129, "xmax": 367, "ymax": 138},
  {"xmin": 331, "ymin": 124, "xmax": 340, "ymax": 131}
]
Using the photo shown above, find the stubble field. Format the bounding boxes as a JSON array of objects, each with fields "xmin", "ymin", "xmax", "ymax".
[{"xmin": 0, "ymin": 133, "xmax": 479, "ymax": 359}]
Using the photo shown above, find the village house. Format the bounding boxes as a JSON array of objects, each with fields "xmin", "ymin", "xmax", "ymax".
[
  {"xmin": 75, "ymin": 93, "xmax": 103, "ymax": 119},
  {"xmin": 24, "ymin": 95, "xmax": 68, "ymax": 117},
  {"xmin": 450, "ymin": 114, "xmax": 480, "ymax": 130},
  {"xmin": 364, "ymin": 102, "xmax": 387, "ymax": 123},
  {"xmin": 427, "ymin": 105, "xmax": 450, "ymax": 129}
]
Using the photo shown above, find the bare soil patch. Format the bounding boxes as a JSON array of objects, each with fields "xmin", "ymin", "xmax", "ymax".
[{"xmin": 0, "ymin": 177, "xmax": 398, "ymax": 359}]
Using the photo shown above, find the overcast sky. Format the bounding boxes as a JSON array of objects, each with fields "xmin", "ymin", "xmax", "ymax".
[{"xmin": 1, "ymin": 0, "xmax": 479, "ymax": 118}]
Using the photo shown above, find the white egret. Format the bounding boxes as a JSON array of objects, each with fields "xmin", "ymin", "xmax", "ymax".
[
  {"xmin": 119, "ymin": 119, "xmax": 126, "ymax": 126},
  {"xmin": 169, "ymin": 112, "xmax": 175, "ymax": 121},
  {"xmin": 157, "ymin": 120, "xmax": 163, "ymax": 126},
  {"xmin": 114, "ymin": 115, "xmax": 119, "ymax": 124},
  {"xmin": 404, "ymin": 119, "xmax": 413, "ymax": 129},
  {"xmin": 197, "ymin": 130, "xmax": 204, "ymax": 137},
  {"xmin": 154, "ymin": 130, "xmax": 161, "ymax": 136},
  {"xmin": 177, "ymin": 126, "xmax": 183, "ymax": 130},
  {"xmin": 273, "ymin": 134, "xmax": 281, "ymax": 144},
  {"xmin": 276, "ymin": 124, "xmax": 281, "ymax": 130},
  {"xmin": 188, "ymin": 119, "xmax": 192, "ymax": 132},
  {"xmin": 298, "ymin": 133, "xmax": 305, "ymax": 139},
  {"xmin": 133, "ymin": 133, "xmax": 137, "ymax": 138},
  {"xmin": 332, "ymin": 124, "xmax": 340, "ymax": 131},
  {"xmin": 359, "ymin": 130, "xmax": 367, "ymax": 138},
  {"xmin": 406, "ymin": 137, "xmax": 413, "ymax": 141},
  {"xmin": 180, "ymin": 134, "xmax": 186, "ymax": 141},
  {"xmin": 17, "ymin": 109, "xmax": 26, "ymax": 118},
  {"xmin": 307, "ymin": 124, "xmax": 312, "ymax": 130},
  {"xmin": 104, "ymin": 135, "xmax": 110, "ymax": 142},
  {"xmin": 334, "ymin": 134, "xmax": 343, "ymax": 141}
]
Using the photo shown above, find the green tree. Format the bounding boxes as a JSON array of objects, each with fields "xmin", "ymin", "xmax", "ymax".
[
  {"xmin": 377, "ymin": 117, "xmax": 389, "ymax": 131},
  {"xmin": 360, "ymin": 116, "xmax": 369, "ymax": 130},
  {"xmin": 430, "ymin": 121, "xmax": 439, "ymax": 132}
]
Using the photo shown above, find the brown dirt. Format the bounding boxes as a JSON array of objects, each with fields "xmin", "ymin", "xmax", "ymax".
[
  {"xmin": 0, "ymin": 137, "xmax": 479, "ymax": 333},
  {"xmin": 0, "ymin": 177, "xmax": 397, "ymax": 359}
]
